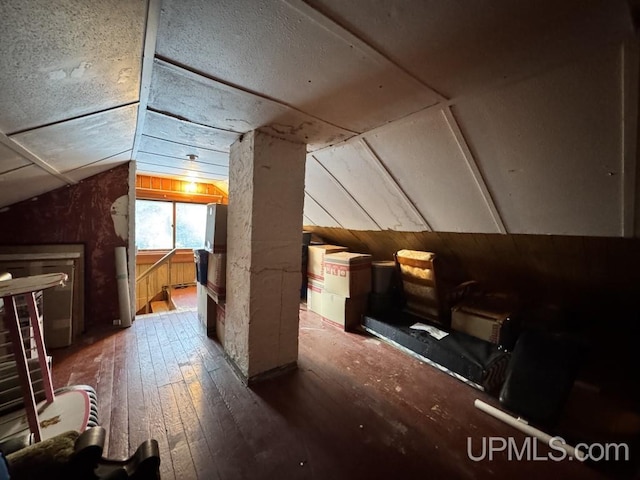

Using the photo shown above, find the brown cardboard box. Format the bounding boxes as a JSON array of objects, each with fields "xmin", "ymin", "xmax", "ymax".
[
  {"xmin": 206, "ymin": 252, "xmax": 226, "ymax": 299},
  {"xmin": 321, "ymin": 291, "xmax": 367, "ymax": 331},
  {"xmin": 306, "ymin": 279, "xmax": 323, "ymax": 315},
  {"xmin": 324, "ymin": 252, "xmax": 372, "ymax": 298},
  {"xmin": 307, "ymin": 245, "xmax": 348, "ymax": 282},
  {"xmin": 204, "ymin": 203, "xmax": 228, "ymax": 253}
]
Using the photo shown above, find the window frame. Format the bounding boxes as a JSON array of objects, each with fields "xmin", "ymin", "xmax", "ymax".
[{"xmin": 135, "ymin": 198, "xmax": 207, "ymax": 253}]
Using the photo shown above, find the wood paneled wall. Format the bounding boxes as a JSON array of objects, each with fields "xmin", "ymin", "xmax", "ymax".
[
  {"xmin": 305, "ymin": 227, "xmax": 640, "ymax": 317},
  {"xmin": 135, "ymin": 259, "xmax": 196, "ymax": 311},
  {"xmin": 136, "ymin": 174, "xmax": 228, "ymax": 204}
]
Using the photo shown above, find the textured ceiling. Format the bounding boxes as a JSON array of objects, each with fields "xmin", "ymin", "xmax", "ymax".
[{"xmin": 0, "ymin": 0, "xmax": 637, "ymax": 236}]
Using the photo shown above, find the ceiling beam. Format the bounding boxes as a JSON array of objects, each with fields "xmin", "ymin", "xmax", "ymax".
[
  {"xmin": 441, "ymin": 106, "xmax": 507, "ymax": 234},
  {"xmin": 6, "ymin": 101, "xmax": 139, "ymax": 138},
  {"xmin": 154, "ymin": 56, "xmax": 359, "ymax": 136},
  {"xmin": 304, "ymin": 191, "xmax": 343, "ymax": 228},
  {"xmin": 358, "ymin": 138, "xmax": 432, "ymax": 231},
  {"xmin": 146, "ymin": 108, "xmax": 243, "ymax": 138},
  {"xmin": 0, "ymin": 132, "xmax": 76, "ymax": 185},
  {"xmin": 132, "ymin": 0, "xmax": 162, "ymax": 159},
  {"xmin": 309, "ymin": 154, "xmax": 381, "ymax": 230},
  {"xmin": 310, "ymin": 102, "xmax": 443, "ymax": 157}
]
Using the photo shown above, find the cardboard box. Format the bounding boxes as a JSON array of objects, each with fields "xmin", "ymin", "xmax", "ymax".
[
  {"xmin": 307, "ymin": 245, "xmax": 348, "ymax": 282},
  {"xmin": 306, "ymin": 279, "xmax": 323, "ymax": 315},
  {"xmin": 204, "ymin": 203, "xmax": 228, "ymax": 253},
  {"xmin": 321, "ymin": 291, "xmax": 367, "ymax": 331},
  {"xmin": 206, "ymin": 252, "xmax": 226, "ymax": 299},
  {"xmin": 324, "ymin": 252, "xmax": 372, "ymax": 298}
]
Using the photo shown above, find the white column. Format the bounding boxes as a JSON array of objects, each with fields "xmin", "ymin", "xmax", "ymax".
[{"xmin": 225, "ymin": 130, "xmax": 306, "ymax": 381}]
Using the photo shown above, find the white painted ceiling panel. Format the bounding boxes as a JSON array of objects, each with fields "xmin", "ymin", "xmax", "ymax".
[
  {"xmin": 365, "ymin": 108, "xmax": 500, "ymax": 233},
  {"xmin": 136, "ymin": 152, "xmax": 229, "ymax": 177},
  {"xmin": 0, "ymin": 0, "xmax": 145, "ymax": 134},
  {"xmin": 143, "ymin": 111, "xmax": 239, "ymax": 153},
  {"xmin": 453, "ymin": 45, "xmax": 623, "ymax": 236},
  {"xmin": 148, "ymin": 60, "xmax": 353, "ymax": 149},
  {"xmin": 306, "ymin": 0, "xmax": 633, "ymax": 99},
  {"xmin": 139, "ymin": 136, "xmax": 229, "ymax": 167},
  {"xmin": 303, "ymin": 193, "xmax": 341, "ymax": 228},
  {"xmin": 0, "ymin": 165, "xmax": 66, "ymax": 208},
  {"xmin": 65, "ymin": 150, "xmax": 132, "ymax": 183},
  {"xmin": 305, "ymin": 156, "xmax": 378, "ymax": 230},
  {"xmin": 313, "ymin": 141, "xmax": 427, "ymax": 231},
  {"xmin": 10, "ymin": 105, "xmax": 137, "ymax": 174},
  {"xmin": 0, "ymin": 144, "xmax": 30, "ymax": 174},
  {"xmin": 0, "ymin": 0, "xmax": 636, "ymax": 239},
  {"xmin": 156, "ymin": 0, "xmax": 439, "ymax": 133}
]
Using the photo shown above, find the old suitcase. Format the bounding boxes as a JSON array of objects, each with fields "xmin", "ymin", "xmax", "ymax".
[{"xmin": 451, "ymin": 294, "xmax": 518, "ymax": 350}]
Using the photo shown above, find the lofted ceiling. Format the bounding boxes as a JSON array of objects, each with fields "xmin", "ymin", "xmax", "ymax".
[{"xmin": 0, "ymin": 0, "xmax": 638, "ymax": 237}]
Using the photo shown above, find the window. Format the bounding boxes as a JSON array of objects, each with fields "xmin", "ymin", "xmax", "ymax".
[
  {"xmin": 136, "ymin": 200, "xmax": 207, "ymax": 250},
  {"xmin": 175, "ymin": 202, "xmax": 207, "ymax": 248}
]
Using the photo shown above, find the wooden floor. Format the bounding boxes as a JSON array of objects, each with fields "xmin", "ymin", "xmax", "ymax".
[
  {"xmin": 51, "ymin": 306, "xmax": 626, "ymax": 480},
  {"xmin": 170, "ymin": 285, "xmax": 197, "ymax": 310}
]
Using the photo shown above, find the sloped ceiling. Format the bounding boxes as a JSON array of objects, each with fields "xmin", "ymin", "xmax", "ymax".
[{"xmin": 0, "ymin": 0, "xmax": 637, "ymax": 237}]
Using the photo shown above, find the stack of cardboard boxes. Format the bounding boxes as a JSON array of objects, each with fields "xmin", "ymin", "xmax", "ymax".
[
  {"xmin": 307, "ymin": 245, "xmax": 372, "ymax": 330},
  {"xmin": 197, "ymin": 203, "xmax": 227, "ymax": 343},
  {"xmin": 306, "ymin": 244, "xmax": 347, "ymax": 314}
]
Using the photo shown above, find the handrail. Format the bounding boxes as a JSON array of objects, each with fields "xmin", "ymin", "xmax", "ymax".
[{"xmin": 136, "ymin": 248, "xmax": 178, "ymax": 284}]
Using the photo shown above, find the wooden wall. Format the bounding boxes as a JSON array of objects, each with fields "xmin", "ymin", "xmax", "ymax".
[
  {"xmin": 136, "ymin": 174, "xmax": 228, "ymax": 204},
  {"xmin": 135, "ymin": 257, "xmax": 196, "ymax": 312},
  {"xmin": 305, "ymin": 227, "xmax": 640, "ymax": 317}
]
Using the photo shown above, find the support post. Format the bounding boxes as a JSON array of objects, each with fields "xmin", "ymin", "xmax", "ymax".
[{"xmin": 225, "ymin": 130, "xmax": 306, "ymax": 382}]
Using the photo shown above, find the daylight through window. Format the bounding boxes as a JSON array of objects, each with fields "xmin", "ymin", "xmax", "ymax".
[{"xmin": 136, "ymin": 199, "xmax": 207, "ymax": 250}]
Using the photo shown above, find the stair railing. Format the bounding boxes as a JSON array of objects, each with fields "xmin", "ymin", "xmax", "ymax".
[{"xmin": 135, "ymin": 249, "xmax": 178, "ymax": 314}]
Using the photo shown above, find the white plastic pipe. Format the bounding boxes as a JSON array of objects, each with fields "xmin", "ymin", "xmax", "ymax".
[
  {"xmin": 474, "ymin": 399, "xmax": 583, "ymax": 460},
  {"xmin": 115, "ymin": 246, "xmax": 132, "ymax": 328}
]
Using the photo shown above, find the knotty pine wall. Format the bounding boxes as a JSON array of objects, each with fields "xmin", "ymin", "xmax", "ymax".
[
  {"xmin": 306, "ymin": 227, "xmax": 640, "ymax": 317},
  {"xmin": 136, "ymin": 174, "xmax": 228, "ymax": 204},
  {"xmin": 135, "ymin": 256, "xmax": 196, "ymax": 312}
]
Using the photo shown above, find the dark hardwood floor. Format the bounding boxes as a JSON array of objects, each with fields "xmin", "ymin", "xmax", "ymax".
[{"xmin": 50, "ymin": 305, "xmax": 626, "ymax": 480}]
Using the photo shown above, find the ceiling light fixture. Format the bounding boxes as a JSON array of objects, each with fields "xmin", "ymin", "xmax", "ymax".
[{"xmin": 187, "ymin": 154, "xmax": 198, "ymax": 161}]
